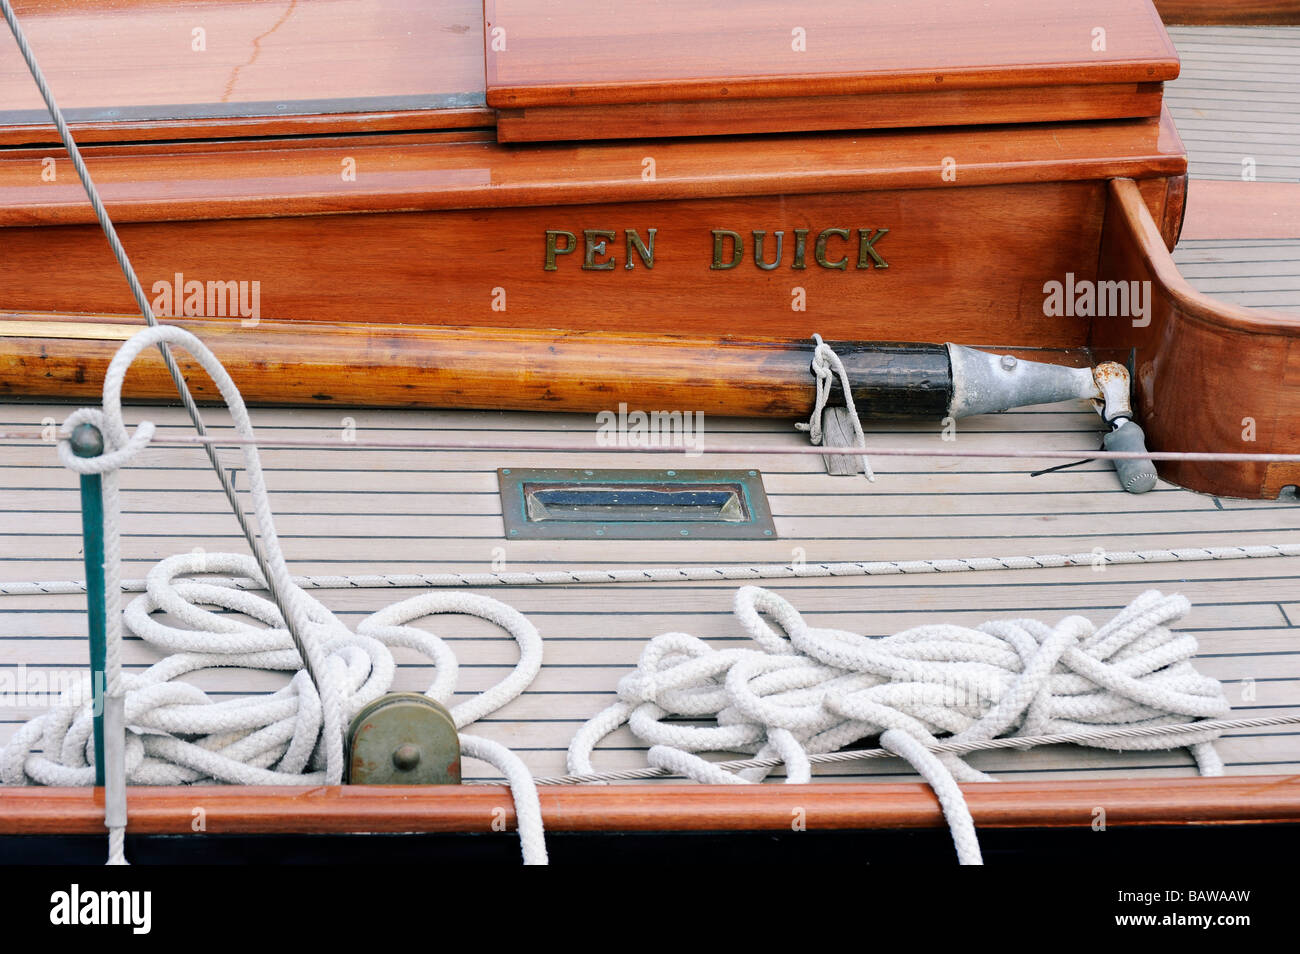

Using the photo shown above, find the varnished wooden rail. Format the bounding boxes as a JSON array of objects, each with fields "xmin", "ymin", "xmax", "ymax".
[
  {"xmin": 2, "ymin": 777, "xmax": 1298, "ymax": 835},
  {"xmin": 1155, "ymin": 0, "xmax": 1300, "ymax": 24}
]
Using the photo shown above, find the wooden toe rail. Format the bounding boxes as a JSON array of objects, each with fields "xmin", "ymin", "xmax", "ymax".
[{"xmin": 3, "ymin": 776, "xmax": 1300, "ymax": 835}]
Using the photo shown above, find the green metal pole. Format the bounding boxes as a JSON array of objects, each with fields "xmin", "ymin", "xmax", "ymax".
[{"xmin": 70, "ymin": 423, "xmax": 107, "ymax": 787}]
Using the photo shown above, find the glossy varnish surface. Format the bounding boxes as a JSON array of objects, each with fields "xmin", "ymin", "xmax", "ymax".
[
  {"xmin": 1094, "ymin": 179, "xmax": 1300, "ymax": 498},
  {"xmin": 1155, "ymin": 1, "xmax": 1300, "ymax": 24},
  {"xmin": 494, "ymin": 82, "xmax": 1168, "ymax": 143},
  {"xmin": 0, "ymin": 110, "xmax": 1186, "ymax": 346},
  {"xmin": 0, "ymin": 0, "xmax": 491, "ymax": 144},
  {"xmin": 3, "ymin": 777, "xmax": 1299, "ymax": 834},
  {"xmin": 0, "ymin": 114, "xmax": 1187, "ymax": 225},
  {"xmin": 485, "ymin": 0, "xmax": 1179, "ymax": 105},
  {"xmin": 0, "ymin": 183, "xmax": 1114, "ymax": 345},
  {"xmin": 486, "ymin": 0, "xmax": 1178, "ymax": 140}
]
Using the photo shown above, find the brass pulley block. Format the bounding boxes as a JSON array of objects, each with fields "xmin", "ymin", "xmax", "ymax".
[{"xmin": 345, "ymin": 692, "xmax": 461, "ymax": 784}]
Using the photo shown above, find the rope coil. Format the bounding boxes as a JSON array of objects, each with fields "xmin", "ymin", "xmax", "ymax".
[
  {"xmin": 1, "ymin": 326, "xmax": 550, "ymax": 864},
  {"xmin": 567, "ymin": 585, "xmax": 1231, "ymax": 864}
]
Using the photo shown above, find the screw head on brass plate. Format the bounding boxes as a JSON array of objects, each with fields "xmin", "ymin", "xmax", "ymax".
[{"xmin": 345, "ymin": 692, "xmax": 461, "ymax": 785}]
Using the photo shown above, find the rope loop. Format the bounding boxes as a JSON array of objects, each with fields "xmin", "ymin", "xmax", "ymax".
[
  {"xmin": 795, "ymin": 333, "xmax": 875, "ymax": 480},
  {"xmin": 56, "ymin": 407, "xmax": 155, "ymax": 476}
]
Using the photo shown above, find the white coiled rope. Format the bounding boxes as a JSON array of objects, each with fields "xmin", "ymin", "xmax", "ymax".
[
  {"xmin": 0, "ymin": 326, "xmax": 548, "ymax": 864},
  {"xmin": 568, "ymin": 585, "xmax": 1231, "ymax": 864}
]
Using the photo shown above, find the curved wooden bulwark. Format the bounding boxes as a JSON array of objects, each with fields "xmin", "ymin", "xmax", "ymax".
[{"xmin": 1094, "ymin": 179, "xmax": 1300, "ymax": 500}]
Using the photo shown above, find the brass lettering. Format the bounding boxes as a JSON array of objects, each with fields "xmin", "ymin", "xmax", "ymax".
[
  {"xmin": 544, "ymin": 225, "xmax": 890, "ymax": 272},
  {"xmin": 544, "ymin": 230, "xmax": 576, "ymax": 271},
  {"xmin": 752, "ymin": 230, "xmax": 784, "ymax": 271},
  {"xmin": 815, "ymin": 228, "xmax": 849, "ymax": 270},
  {"xmin": 791, "ymin": 228, "xmax": 808, "ymax": 270},
  {"xmin": 583, "ymin": 229, "xmax": 617, "ymax": 270},
  {"xmin": 856, "ymin": 228, "xmax": 890, "ymax": 269},
  {"xmin": 624, "ymin": 228, "xmax": 656, "ymax": 270},
  {"xmin": 711, "ymin": 229, "xmax": 743, "ymax": 270}
]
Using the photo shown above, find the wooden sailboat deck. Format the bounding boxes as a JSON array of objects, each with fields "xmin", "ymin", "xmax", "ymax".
[
  {"xmin": 3, "ymin": 400, "xmax": 1297, "ymax": 784},
  {"xmin": 1, "ymin": 23, "xmax": 1298, "ymax": 792},
  {"xmin": 1166, "ymin": 25, "xmax": 1300, "ymax": 313}
]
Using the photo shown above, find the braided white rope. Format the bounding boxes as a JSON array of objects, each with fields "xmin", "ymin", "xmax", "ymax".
[
  {"xmin": 567, "ymin": 585, "xmax": 1230, "ymax": 864},
  {"xmin": 5, "ymin": 541, "xmax": 1300, "ymax": 597},
  {"xmin": 1, "ymin": 326, "xmax": 549, "ymax": 865},
  {"xmin": 795, "ymin": 333, "xmax": 875, "ymax": 480},
  {"xmin": 5, "ymin": 542, "xmax": 1298, "ymax": 597}
]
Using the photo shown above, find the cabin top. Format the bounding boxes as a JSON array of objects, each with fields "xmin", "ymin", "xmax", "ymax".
[
  {"xmin": 0, "ymin": 0, "xmax": 1178, "ymax": 145},
  {"xmin": 0, "ymin": 0, "xmax": 491, "ymax": 145},
  {"xmin": 486, "ymin": 0, "xmax": 1179, "ymax": 140}
]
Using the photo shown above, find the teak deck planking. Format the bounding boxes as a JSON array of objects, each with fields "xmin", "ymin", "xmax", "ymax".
[{"xmin": 1, "ymin": 400, "xmax": 1298, "ymax": 833}]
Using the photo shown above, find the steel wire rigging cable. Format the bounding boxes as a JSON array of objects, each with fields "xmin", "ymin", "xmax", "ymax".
[{"xmin": 0, "ymin": 0, "xmax": 320, "ymax": 692}]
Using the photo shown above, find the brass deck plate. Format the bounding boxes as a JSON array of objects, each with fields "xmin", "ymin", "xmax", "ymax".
[{"xmin": 497, "ymin": 468, "xmax": 776, "ymax": 540}]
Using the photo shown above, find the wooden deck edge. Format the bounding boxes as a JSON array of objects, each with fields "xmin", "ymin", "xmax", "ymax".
[
  {"xmin": 1182, "ymin": 180, "xmax": 1300, "ymax": 241},
  {"xmin": 0, "ymin": 108, "xmax": 496, "ymax": 149},
  {"xmin": 3, "ymin": 776, "xmax": 1299, "ymax": 835},
  {"xmin": 1157, "ymin": 1, "xmax": 1300, "ymax": 25}
]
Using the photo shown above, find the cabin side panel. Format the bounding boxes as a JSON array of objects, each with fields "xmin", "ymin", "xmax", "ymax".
[{"xmin": 0, "ymin": 182, "xmax": 1119, "ymax": 346}]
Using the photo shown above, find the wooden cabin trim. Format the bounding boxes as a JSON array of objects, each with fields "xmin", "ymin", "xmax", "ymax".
[
  {"xmin": 495, "ymin": 83, "xmax": 1167, "ymax": 144},
  {"xmin": 483, "ymin": 0, "xmax": 1179, "ymax": 109},
  {"xmin": 0, "ymin": 108, "xmax": 496, "ymax": 149},
  {"xmin": 0, "ymin": 114, "xmax": 1186, "ymax": 226},
  {"xmin": 3, "ymin": 776, "xmax": 1298, "ymax": 835},
  {"xmin": 0, "ymin": 180, "xmax": 1117, "ymax": 346},
  {"xmin": 487, "ymin": 60, "xmax": 1181, "ymax": 112}
]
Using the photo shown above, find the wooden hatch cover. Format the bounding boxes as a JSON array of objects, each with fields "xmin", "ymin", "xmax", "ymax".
[{"xmin": 485, "ymin": 0, "xmax": 1180, "ymax": 141}]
